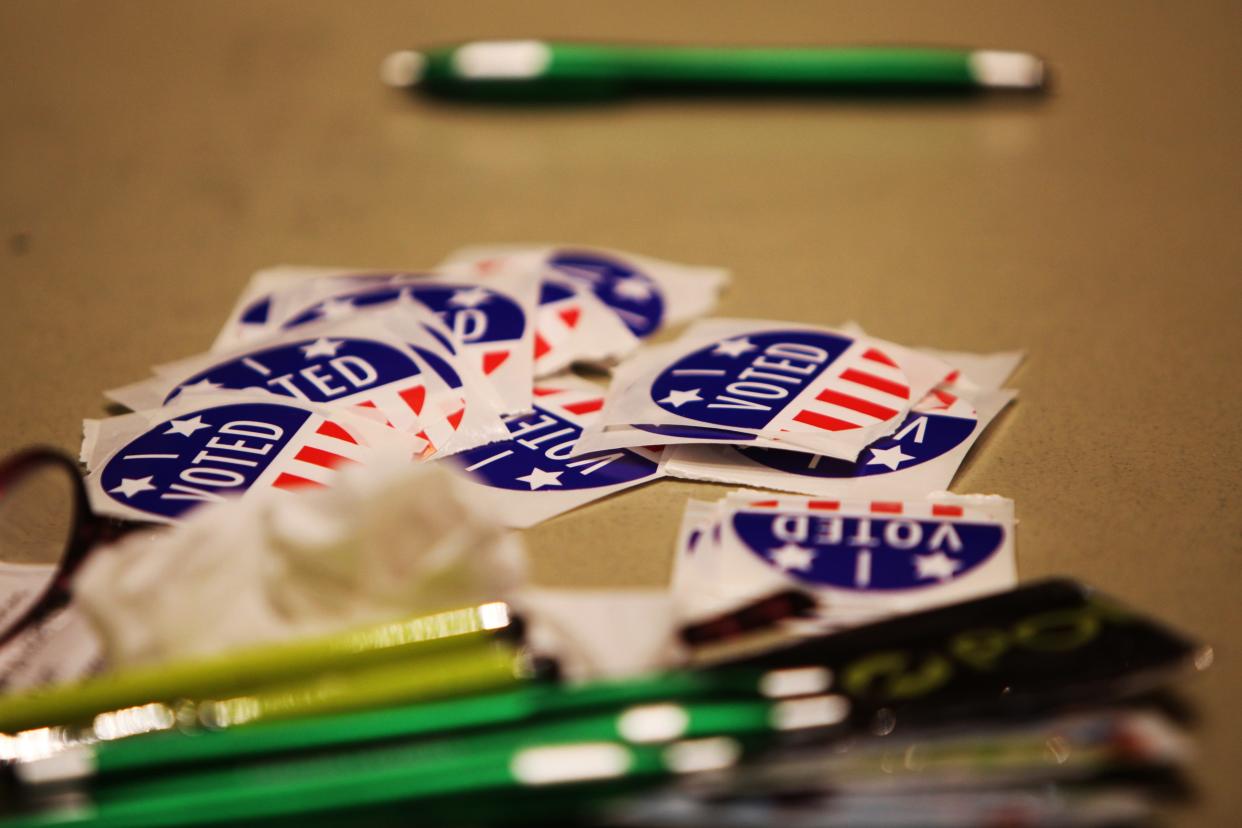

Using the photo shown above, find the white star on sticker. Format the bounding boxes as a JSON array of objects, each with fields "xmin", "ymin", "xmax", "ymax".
[
  {"xmin": 163, "ymin": 415, "xmax": 211, "ymax": 437},
  {"xmin": 770, "ymin": 543, "xmax": 816, "ymax": 572},
  {"xmin": 178, "ymin": 378, "xmax": 222, "ymax": 395},
  {"xmin": 316, "ymin": 298, "xmax": 356, "ymax": 320},
  {"xmin": 611, "ymin": 278, "xmax": 655, "ymax": 301},
  {"xmin": 109, "ymin": 476, "xmax": 157, "ymax": 499},
  {"xmin": 300, "ymin": 338, "xmax": 345, "ymax": 359},
  {"xmin": 914, "ymin": 552, "xmax": 962, "ymax": 581},
  {"xmin": 515, "ymin": 467, "xmax": 563, "ymax": 491},
  {"xmin": 866, "ymin": 445, "xmax": 917, "ymax": 471},
  {"xmin": 711, "ymin": 338, "xmax": 757, "ymax": 358},
  {"xmin": 659, "ymin": 388, "xmax": 703, "ymax": 408},
  {"xmin": 447, "ymin": 287, "xmax": 492, "ymax": 308}
]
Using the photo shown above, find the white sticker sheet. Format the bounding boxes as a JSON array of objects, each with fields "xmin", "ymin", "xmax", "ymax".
[
  {"xmin": 0, "ymin": 606, "xmax": 105, "ymax": 694},
  {"xmin": 212, "ymin": 266, "xmax": 540, "ymax": 415},
  {"xmin": 669, "ymin": 491, "xmax": 1016, "ymax": 629},
  {"xmin": 110, "ymin": 310, "xmax": 508, "ymax": 459},
  {"xmin": 574, "ymin": 318, "xmax": 950, "ymax": 461},
  {"xmin": 439, "ymin": 244, "xmax": 729, "ymax": 340},
  {"xmin": 81, "ymin": 391, "xmax": 418, "ymax": 524},
  {"xmin": 445, "ymin": 375, "xmax": 664, "ymax": 528},
  {"xmin": 0, "ymin": 565, "xmax": 106, "ymax": 693},
  {"xmin": 660, "ymin": 348, "xmax": 1021, "ymax": 498},
  {"xmin": 0, "ymin": 562, "xmax": 55, "ymax": 635}
]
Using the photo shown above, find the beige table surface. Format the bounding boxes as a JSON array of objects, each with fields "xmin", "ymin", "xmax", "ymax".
[{"xmin": 2, "ymin": 1, "xmax": 1239, "ymax": 823}]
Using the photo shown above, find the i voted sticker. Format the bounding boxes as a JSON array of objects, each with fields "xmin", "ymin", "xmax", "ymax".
[
  {"xmin": 742, "ymin": 389, "xmax": 978, "ymax": 476},
  {"xmin": 113, "ymin": 312, "xmax": 511, "ymax": 458},
  {"xmin": 280, "ymin": 275, "xmax": 536, "ymax": 414},
  {"xmin": 547, "ymin": 250, "xmax": 666, "ymax": 338},
  {"xmin": 661, "ymin": 388, "xmax": 1016, "ymax": 499},
  {"xmin": 712, "ymin": 494, "xmax": 1016, "ymax": 617},
  {"xmin": 667, "ymin": 493, "xmax": 1016, "ymax": 628},
  {"xmin": 163, "ymin": 337, "xmax": 456, "ymax": 451},
  {"xmin": 646, "ymin": 330, "xmax": 863, "ymax": 431},
  {"xmin": 285, "ymin": 282, "xmax": 523, "ymax": 352},
  {"xmin": 84, "ymin": 395, "xmax": 404, "ymax": 523},
  {"xmin": 439, "ymin": 244, "xmax": 728, "ymax": 341},
  {"xmin": 171, "ymin": 338, "xmax": 421, "ymax": 406},
  {"xmin": 580, "ymin": 320, "xmax": 947, "ymax": 461},
  {"xmin": 210, "ymin": 266, "xmax": 388, "ymax": 353},
  {"xmin": 731, "ymin": 509, "xmax": 1004, "ymax": 592},
  {"xmin": 448, "ymin": 377, "xmax": 662, "ymax": 528}
]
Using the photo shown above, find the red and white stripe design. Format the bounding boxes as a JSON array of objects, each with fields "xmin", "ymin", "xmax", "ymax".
[
  {"xmin": 267, "ymin": 418, "xmax": 373, "ymax": 491},
  {"xmin": 739, "ymin": 497, "xmax": 970, "ymax": 520},
  {"xmin": 417, "ymin": 390, "xmax": 469, "ymax": 456},
  {"xmin": 477, "ymin": 348, "xmax": 512, "ymax": 376},
  {"xmin": 913, "ymin": 387, "xmax": 976, "ymax": 419},
  {"xmin": 532, "ymin": 383, "xmax": 604, "ymax": 424},
  {"xmin": 783, "ymin": 346, "xmax": 911, "ymax": 434},
  {"xmin": 351, "ymin": 382, "xmax": 471, "ymax": 458},
  {"xmin": 533, "ymin": 302, "xmax": 582, "ymax": 366},
  {"xmin": 529, "ymin": 380, "xmax": 664, "ymax": 465},
  {"xmin": 350, "ymin": 381, "xmax": 428, "ymax": 433}
]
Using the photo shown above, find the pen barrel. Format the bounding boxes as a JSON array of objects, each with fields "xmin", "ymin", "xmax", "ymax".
[
  {"xmin": 569, "ymin": 45, "xmax": 977, "ymax": 89},
  {"xmin": 418, "ymin": 42, "xmax": 983, "ymax": 100}
]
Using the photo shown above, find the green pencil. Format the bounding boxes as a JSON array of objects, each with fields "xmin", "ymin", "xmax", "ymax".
[
  {"xmin": 15, "ymin": 667, "xmax": 845, "ymax": 785},
  {"xmin": 381, "ymin": 40, "xmax": 1045, "ymax": 101},
  {"xmin": 3, "ymin": 695, "xmax": 846, "ymax": 827}
]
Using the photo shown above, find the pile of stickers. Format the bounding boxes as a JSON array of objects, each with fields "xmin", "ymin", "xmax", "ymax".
[
  {"xmin": 84, "ymin": 244, "xmax": 1024, "ymax": 629},
  {"xmin": 85, "ymin": 246, "xmax": 724, "ymax": 527}
]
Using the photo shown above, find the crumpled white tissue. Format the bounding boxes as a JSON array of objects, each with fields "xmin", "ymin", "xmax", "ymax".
[{"xmin": 72, "ymin": 458, "xmax": 525, "ymax": 667}]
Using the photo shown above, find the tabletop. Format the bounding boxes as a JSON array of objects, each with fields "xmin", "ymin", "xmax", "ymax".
[{"xmin": 1, "ymin": 1, "xmax": 1239, "ymax": 824}]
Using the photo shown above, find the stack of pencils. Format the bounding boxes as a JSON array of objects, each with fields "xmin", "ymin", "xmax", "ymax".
[{"xmin": 0, "ymin": 579, "xmax": 1206, "ymax": 827}]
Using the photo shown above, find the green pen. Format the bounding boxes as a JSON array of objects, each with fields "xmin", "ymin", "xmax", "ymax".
[
  {"xmin": 5, "ymin": 695, "xmax": 844, "ymax": 828},
  {"xmin": 15, "ymin": 666, "xmax": 843, "ymax": 785},
  {"xmin": 381, "ymin": 40, "xmax": 1045, "ymax": 101}
]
